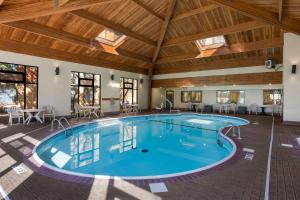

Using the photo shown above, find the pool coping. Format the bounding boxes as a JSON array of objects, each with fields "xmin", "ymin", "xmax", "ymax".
[{"xmin": 28, "ymin": 113, "xmax": 249, "ymax": 184}]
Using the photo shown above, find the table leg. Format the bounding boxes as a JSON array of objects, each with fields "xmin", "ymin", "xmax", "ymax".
[
  {"xmin": 261, "ymin": 107, "xmax": 265, "ymax": 115},
  {"xmin": 34, "ymin": 111, "xmax": 44, "ymax": 124},
  {"xmin": 92, "ymin": 109, "xmax": 98, "ymax": 118},
  {"xmin": 24, "ymin": 112, "xmax": 32, "ymax": 125}
]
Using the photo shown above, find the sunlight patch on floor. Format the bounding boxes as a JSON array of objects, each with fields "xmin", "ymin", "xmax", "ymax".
[
  {"xmin": 0, "ymin": 163, "xmax": 33, "ymax": 196},
  {"xmin": 114, "ymin": 179, "xmax": 162, "ymax": 200},
  {"xmin": 1, "ymin": 133, "xmax": 25, "ymax": 143},
  {"xmin": 22, "ymin": 136, "xmax": 40, "ymax": 145},
  {"xmin": 88, "ymin": 178, "xmax": 109, "ymax": 200},
  {"xmin": 0, "ymin": 155, "xmax": 16, "ymax": 173}
]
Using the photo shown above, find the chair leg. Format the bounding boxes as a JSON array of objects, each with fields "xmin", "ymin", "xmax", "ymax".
[{"xmin": 8, "ymin": 116, "xmax": 12, "ymax": 126}]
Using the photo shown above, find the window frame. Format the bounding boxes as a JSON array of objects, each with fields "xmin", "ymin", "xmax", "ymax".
[
  {"xmin": 71, "ymin": 71, "xmax": 101, "ymax": 111},
  {"xmin": 195, "ymin": 35, "xmax": 226, "ymax": 51},
  {"xmin": 181, "ymin": 91, "xmax": 202, "ymax": 103},
  {"xmin": 95, "ymin": 28, "xmax": 126, "ymax": 47},
  {"xmin": 0, "ymin": 61, "xmax": 39, "ymax": 109},
  {"xmin": 216, "ymin": 90, "xmax": 245, "ymax": 104},
  {"xmin": 263, "ymin": 89, "xmax": 282, "ymax": 105},
  {"xmin": 120, "ymin": 77, "xmax": 138, "ymax": 104}
]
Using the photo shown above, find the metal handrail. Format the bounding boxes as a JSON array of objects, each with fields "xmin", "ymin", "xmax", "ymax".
[
  {"xmin": 160, "ymin": 94, "xmax": 173, "ymax": 113},
  {"xmin": 50, "ymin": 117, "xmax": 72, "ymax": 135},
  {"xmin": 217, "ymin": 123, "xmax": 242, "ymax": 146}
]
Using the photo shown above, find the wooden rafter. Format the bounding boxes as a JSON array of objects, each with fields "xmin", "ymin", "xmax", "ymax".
[
  {"xmin": 5, "ymin": 21, "xmax": 151, "ymax": 66},
  {"xmin": 154, "ymin": 55, "xmax": 282, "ymax": 74},
  {"xmin": 0, "ymin": 38, "xmax": 147, "ymax": 74},
  {"xmin": 157, "ymin": 38, "xmax": 283, "ymax": 64},
  {"xmin": 211, "ymin": 0, "xmax": 300, "ymax": 35},
  {"xmin": 0, "ymin": 0, "xmax": 120, "ymax": 23},
  {"xmin": 171, "ymin": 4, "xmax": 219, "ymax": 22},
  {"xmin": 130, "ymin": 0, "xmax": 164, "ymax": 21},
  {"xmin": 71, "ymin": 10, "xmax": 156, "ymax": 47},
  {"xmin": 148, "ymin": 0, "xmax": 177, "ymax": 109},
  {"xmin": 54, "ymin": 0, "xmax": 70, "ymax": 7},
  {"xmin": 278, "ymin": 0, "xmax": 284, "ymax": 22},
  {"xmin": 152, "ymin": 0, "xmax": 177, "ymax": 64},
  {"xmin": 163, "ymin": 20, "xmax": 266, "ymax": 47}
]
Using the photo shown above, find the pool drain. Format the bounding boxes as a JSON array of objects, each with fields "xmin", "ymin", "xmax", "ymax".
[{"xmin": 141, "ymin": 149, "xmax": 149, "ymax": 153}]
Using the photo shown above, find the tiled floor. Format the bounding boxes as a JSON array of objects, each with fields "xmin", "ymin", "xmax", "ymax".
[{"xmin": 0, "ymin": 113, "xmax": 299, "ymax": 200}]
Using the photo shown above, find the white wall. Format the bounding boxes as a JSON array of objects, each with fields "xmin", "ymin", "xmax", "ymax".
[
  {"xmin": 283, "ymin": 33, "xmax": 300, "ymax": 122},
  {"xmin": 152, "ymin": 85, "xmax": 281, "ymax": 111},
  {"xmin": 151, "ymin": 66, "xmax": 283, "ymax": 112},
  {"xmin": 0, "ymin": 51, "xmax": 149, "ymax": 116}
]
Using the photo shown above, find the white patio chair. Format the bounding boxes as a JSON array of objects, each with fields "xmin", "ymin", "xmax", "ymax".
[
  {"xmin": 120, "ymin": 102, "xmax": 128, "ymax": 113},
  {"xmin": 132, "ymin": 105, "xmax": 139, "ymax": 113},
  {"xmin": 41, "ymin": 105, "xmax": 55, "ymax": 122},
  {"xmin": 248, "ymin": 104, "xmax": 259, "ymax": 115},
  {"xmin": 155, "ymin": 102, "xmax": 164, "ymax": 112},
  {"xmin": 272, "ymin": 104, "xmax": 282, "ymax": 116},
  {"xmin": 196, "ymin": 103, "xmax": 204, "ymax": 113},
  {"xmin": 96, "ymin": 106, "xmax": 104, "ymax": 117},
  {"xmin": 231, "ymin": 103, "xmax": 237, "ymax": 114},
  {"xmin": 7, "ymin": 106, "xmax": 24, "ymax": 126},
  {"xmin": 224, "ymin": 104, "xmax": 230, "ymax": 114},
  {"xmin": 214, "ymin": 103, "xmax": 220, "ymax": 113},
  {"xmin": 74, "ymin": 103, "xmax": 85, "ymax": 119}
]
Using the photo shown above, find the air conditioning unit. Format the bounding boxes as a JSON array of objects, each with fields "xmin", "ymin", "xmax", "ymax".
[{"xmin": 265, "ymin": 59, "xmax": 275, "ymax": 69}]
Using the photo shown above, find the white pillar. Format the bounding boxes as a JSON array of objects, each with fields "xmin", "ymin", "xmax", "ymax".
[{"xmin": 283, "ymin": 33, "xmax": 300, "ymax": 122}]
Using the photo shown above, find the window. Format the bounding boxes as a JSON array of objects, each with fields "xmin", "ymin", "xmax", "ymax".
[
  {"xmin": 216, "ymin": 90, "xmax": 245, "ymax": 104},
  {"xmin": 120, "ymin": 77, "xmax": 138, "ymax": 104},
  {"xmin": 0, "ymin": 62, "xmax": 38, "ymax": 114},
  {"xmin": 71, "ymin": 72, "xmax": 101, "ymax": 112},
  {"xmin": 263, "ymin": 90, "xmax": 282, "ymax": 105},
  {"xmin": 181, "ymin": 91, "xmax": 202, "ymax": 103},
  {"xmin": 195, "ymin": 35, "xmax": 226, "ymax": 50},
  {"xmin": 95, "ymin": 28, "xmax": 126, "ymax": 47}
]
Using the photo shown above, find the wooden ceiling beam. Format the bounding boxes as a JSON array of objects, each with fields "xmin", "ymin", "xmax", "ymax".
[
  {"xmin": 171, "ymin": 4, "xmax": 219, "ymax": 22},
  {"xmin": 0, "ymin": 0, "xmax": 119, "ymax": 23},
  {"xmin": 0, "ymin": 0, "xmax": 4, "ymax": 6},
  {"xmin": 163, "ymin": 20, "xmax": 266, "ymax": 47},
  {"xmin": 54, "ymin": 0, "xmax": 70, "ymax": 7},
  {"xmin": 211, "ymin": 0, "xmax": 300, "ymax": 35},
  {"xmin": 116, "ymin": 48, "xmax": 152, "ymax": 63},
  {"xmin": 152, "ymin": 0, "xmax": 177, "ymax": 64},
  {"xmin": 5, "ymin": 20, "xmax": 151, "ymax": 65},
  {"xmin": 71, "ymin": 10, "xmax": 156, "ymax": 47},
  {"xmin": 154, "ymin": 55, "xmax": 282, "ymax": 74},
  {"xmin": 0, "ymin": 38, "xmax": 147, "ymax": 74},
  {"xmin": 157, "ymin": 38, "xmax": 283, "ymax": 64},
  {"xmin": 148, "ymin": 0, "xmax": 177, "ymax": 109},
  {"xmin": 130, "ymin": 0, "xmax": 164, "ymax": 21},
  {"xmin": 278, "ymin": 0, "xmax": 284, "ymax": 22}
]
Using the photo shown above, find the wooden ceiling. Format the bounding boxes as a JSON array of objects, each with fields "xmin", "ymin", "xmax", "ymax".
[{"xmin": 0, "ymin": 0, "xmax": 298, "ymax": 74}]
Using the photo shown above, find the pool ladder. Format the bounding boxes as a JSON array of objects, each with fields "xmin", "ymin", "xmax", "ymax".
[
  {"xmin": 50, "ymin": 117, "xmax": 73, "ymax": 136},
  {"xmin": 217, "ymin": 123, "xmax": 241, "ymax": 147}
]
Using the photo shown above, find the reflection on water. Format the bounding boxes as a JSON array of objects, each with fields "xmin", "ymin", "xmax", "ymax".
[
  {"xmin": 69, "ymin": 122, "xmax": 138, "ymax": 169},
  {"xmin": 119, "ymin": 122, "xmax": 137, "ymax": 152},
  {"xmin": 70, "ymin": 128, "xmax": 100, "ymax": 169}
]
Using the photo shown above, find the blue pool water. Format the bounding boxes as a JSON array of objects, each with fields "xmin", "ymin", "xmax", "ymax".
[{"xmin": 34, "ymin": 114, "xmax": 249, "ymax": 179}]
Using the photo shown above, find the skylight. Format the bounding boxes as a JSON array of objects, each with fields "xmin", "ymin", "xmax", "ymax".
[
  {"xmin": 195, "ymin": 35, "xmax": 226, "ymax": 50},
  {"xmin": 95, "ymin": 28, "xmax": 126, "ymax": 47}
]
